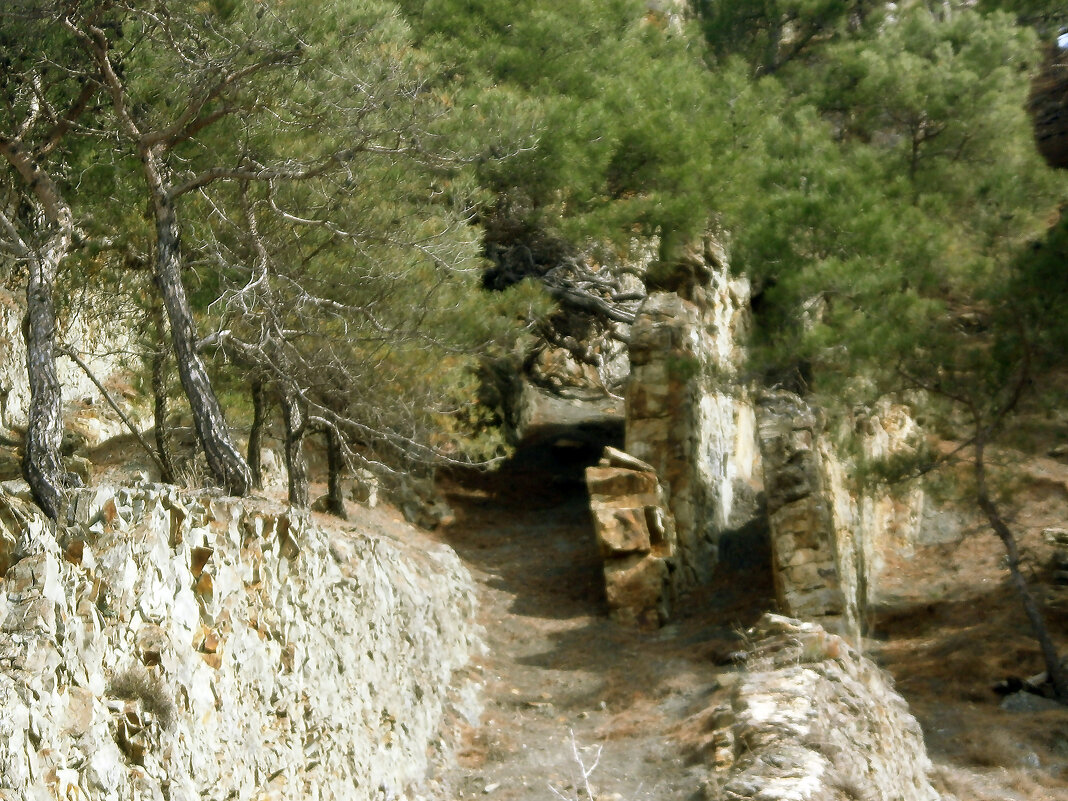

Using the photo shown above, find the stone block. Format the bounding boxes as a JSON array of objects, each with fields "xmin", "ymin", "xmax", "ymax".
[
  {"xmin": 1000, "ymin": 691, "xmax": 1065, "ymax": 713},
  {"xmin": 645, "ymin": 505, "xmax": 673, "ymax": 547},
  {"xmin": 585, "ymin": 466, "xmax": 658, "ymax": 499},
  {"xmin": 785, "ymin": 561, "xmax": 836, "ymax": 591},
  {"xmin": 599, "ymin": 446, "xmax": 657, "ymax": 473},
  {"xmin": 782, "ymin": 547, "xmax": 822, "ymax": 569},
  {"xmin": 627, "ymin": 384, "xmax": 673, "ymax": 419},
  {"xmin": 61, "ymin": 686, "xmax": 96, "ymax": 737},
  {"xmin": 768, "ymin": 501, "xmax": 828, "ymax": 547},
  {"xmin": 592, "ymin": 507, "xmax": 652, "ymax": 556},
  {"xmin": 65, "ymin": 455, "xmax": 92, "ymax": 486},
  {"xmin": 784, "ymin": 587, "xmax": 845, "ymax": 618},
  {"xmin": 349, "ymin": 469, "xmax": 379, "ymax": 507},
  {"xmin": 604, "ymin": 553, "xmax": 668, "ymax": 623},
  {"xmin": 1044, "ymin": 527, "xmax": 1068, "ymax": 546},
  {"xmin": 629, "ymin": 321, "xmax": 678, "ymax": 354},
  {"xmin": 3, "ymin": 596, "xmax": 56, "ymax": 635}
]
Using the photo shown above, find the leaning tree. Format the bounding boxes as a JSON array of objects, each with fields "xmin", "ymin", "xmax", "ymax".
[{"xmin": 0, "ymin": 2, "xmax": 105, "ymax": 519}]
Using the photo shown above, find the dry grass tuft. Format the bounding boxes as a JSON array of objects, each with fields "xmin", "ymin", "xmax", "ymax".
[{"xmin": 108, "ymin": 663, "xmax": 177, "ymax": 730}]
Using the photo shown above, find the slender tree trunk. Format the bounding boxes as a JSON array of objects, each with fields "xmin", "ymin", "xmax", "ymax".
[
  {"xmin": 324, "ymin": 425, "xmax": 348, "ymax": 520},
  {"xmin": 1, "ymin": 142, "xmax": 76, "ymax": 521},
  {"xmin": 247, "ymin": 376, "xmax": 268, "ymax": 490},
  {"xmin": 280, "ymin": 387, "xmax": 308, "ymax": 508},
  {"xmin": 86, "ymin": 18, "xmax": 253, "ymax": 495},
  {"xmin": 975, "ymin": 436, "xmax": 1068, "ymax": 700},
  {"xmin": 151, "ymin": 300, "xmax": 177, "ymax": 484},
  {"xmin": 22, "ymin": 239, "xmax": 68, "ymax": 520},
  {"xmin": 148, "ymin": 161, "xmax": 251, "ymax": 496}
]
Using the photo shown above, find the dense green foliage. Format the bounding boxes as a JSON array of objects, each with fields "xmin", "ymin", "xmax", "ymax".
[
  {"xmin": 2, "ymin": 0, "xmax": 1066, "ymax": 491},
  {"xmin": 694, "ymin": 2, "xmax": 1066, "ymax": 415}
]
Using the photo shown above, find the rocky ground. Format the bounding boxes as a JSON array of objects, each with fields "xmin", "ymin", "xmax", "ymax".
[
  {"xmin": 427, "ymin": 421, "xmax": 1068, "ymax": 801},
  {"xmin": 427, "ymin": 420, "xmax": 775, "ymax": 801},
  {"xmin": 868, "ymin": 460, "xmax": 1068, "ymax": 801},
  {"xmin": 68, "ymin": 397, "xmax": 1068, "ymax": 801}
]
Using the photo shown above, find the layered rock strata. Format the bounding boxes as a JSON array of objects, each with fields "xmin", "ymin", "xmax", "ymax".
[
  {"xmin": 0, "ymin": 482, "xmax": 480, "ymax": 801},
  {"xmin": 624, "ymin": 239, "xmax": 758, "ymax": 593},
  {"xmin": 757, "ymin": 392, "xmax": 862, "ymax": 643},
  {"xmin": 585, "ymin": 447, "xmax": 678, "ymax": 626},
  {"xmin": 700, "ymin": 615, "xmax": 940, "ymax": 801}
]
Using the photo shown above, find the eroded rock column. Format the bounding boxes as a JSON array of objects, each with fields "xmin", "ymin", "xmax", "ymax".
[
  {"xmin": 757, "ymin": 391, "xmax": 862, "ymax": 643},
  {"xmin": 624, "ymin": 239, "xmax": 759, "ymax": 594},
  {"xmin": 586, "ymin": 447, "xmax": 678, "ymax": 626}
]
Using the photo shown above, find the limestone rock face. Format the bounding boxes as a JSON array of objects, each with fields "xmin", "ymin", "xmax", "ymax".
[
  {"xmin": 821, "ymin": 402, "xmax": 962, "ymax": 608},
  {"xmin": 703, "ymin": 615, "xmax": 941, "ymax": 801},
  {"xmin": 625, "ymin": 241, "xmax": 759, "ymax": 593},
  {"xmin": 586, "ymin": 447, "xmax": 677, "ymax": 626},
  {"xmin": 0, "ymin": 483, "xmax": 480, "ymax": 800}
]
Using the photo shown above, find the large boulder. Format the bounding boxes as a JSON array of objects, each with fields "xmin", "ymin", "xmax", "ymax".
[{"xmin": 699, "ymin": 615, "xmax": 941, "ymax": 801}]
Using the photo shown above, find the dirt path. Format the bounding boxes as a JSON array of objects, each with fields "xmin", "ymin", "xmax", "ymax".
[{"xmin": 430, "ymin": 427, "xmax": 774, "ymax": 801}]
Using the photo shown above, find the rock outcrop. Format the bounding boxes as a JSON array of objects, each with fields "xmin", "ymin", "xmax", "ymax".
[
  {"xmin": 757, "ymin": 392, "xmax": 863, "ymax": 643},
  {"xmin": 823, "ymin": 402, "xmax": 963, "ymax": 610},
  {"xmin": 700, "ymin": 615, "xmax": 940, "ymax": 801},
  {"xmin": 0, "ymin": 482, "xmax": 480, "ymax": 800},
  {"xmin": 585, "ymin": 447, "xmax": 677, "ymax": 626},
  {"xmin": 624, "ymin": 237, "xmax": 759, "ymax": 593}
]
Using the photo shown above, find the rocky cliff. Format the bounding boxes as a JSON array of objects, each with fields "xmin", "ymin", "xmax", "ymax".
[
  {"xmin": 605, "ymin": 236, "xmax": 959, "ymax": 639},
  {"xmin": 0, "ymin": 482, "xmax": 480, "ymax": 801},
  {"xmin": 624, "ymin": 236, "xmax": 760, "ymax": 593}
]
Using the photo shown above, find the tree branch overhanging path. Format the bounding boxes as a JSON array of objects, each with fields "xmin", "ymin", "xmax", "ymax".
[{"xmin": 0, "ymin": 0, "xmax": 533, "ymax": 523}]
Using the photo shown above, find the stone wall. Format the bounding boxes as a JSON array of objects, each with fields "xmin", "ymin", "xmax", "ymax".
[
  {"xmin": 0, "ymin": 482, "xmax": 480, "ymax": 801},
  {"xmin": 757, "ymin": 391, "xmax": 863, "ymax": 643},
  {"xmin": 699, "ymin": 615, "xmax": 940, "ymax": 801},
  {"xmin": 624, "ymin": 239, "xmax": 759, "ymax": 592}
]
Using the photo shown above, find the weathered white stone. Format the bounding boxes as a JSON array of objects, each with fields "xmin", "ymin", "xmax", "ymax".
[
  {"xmin": 0, "ymin": 485, "xmax": 481, "ymax": 800},
  {"xmin": 625, "ymin": 239, "xmax": 760, "ymax": 594},
  {"xmin": 704, "ymin": 615, "xmax": 940, "ymax": 801}
]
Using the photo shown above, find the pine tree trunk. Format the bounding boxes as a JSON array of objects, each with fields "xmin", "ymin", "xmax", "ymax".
[
  {"xmin": 975, "ymin": 436, "xmax": 1068, "ymax": 700},
  {"xmin": 325, "ymin": 425, "xmax": 348, "ymax": 520},
  {"xmin": 281, "ymin": 388, "xmax": 308, "ymax": 508},
  {"xmin": 1, "ymin": 143, "xmax": 74, "ymax": 521},
  {"xmin": 22, "ymin": 241, "xmax": 68, "ymax": 520},
  {"xmin": 151, "ymin": 301, "xmax": 177, "ymax": 484},
  {"xmin": 149, "ymin": 168, "xmax": 251, "ymax": 496},
  {"xmin": 247, "ymin": 377, "xmax": 268, "ymax": 490}
]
